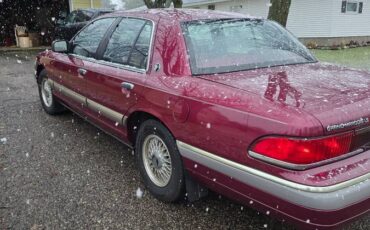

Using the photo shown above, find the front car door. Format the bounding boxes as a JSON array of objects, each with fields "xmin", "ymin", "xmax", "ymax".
[{"xmin": 49, "ymin": 17, "xmax": 117, "ymax": 112}]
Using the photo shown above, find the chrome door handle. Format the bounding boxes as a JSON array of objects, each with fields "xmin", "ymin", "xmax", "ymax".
[
  {"xmin": 78, "ymin": 68, "xmax": 87, "ymax": 76},
  {"xmin": 121, "ymin": 82, "xmax": 135, "ymax": 90}
]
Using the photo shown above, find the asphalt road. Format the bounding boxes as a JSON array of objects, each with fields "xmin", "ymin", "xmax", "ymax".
[{"xmin": 0, "ymin": 51, "xmax": 368, "ymax": 230}]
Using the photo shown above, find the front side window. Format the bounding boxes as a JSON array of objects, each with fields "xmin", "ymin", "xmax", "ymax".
[
  {"xmin": 72, "ymin": 18, "xmax": 116, "ymax": 58},
  {"xmin": 182, "ymin": 19, "xmax": 317, "ymax": 75},
  {"xmin": 103, "ymin": 18, "xmax": 152, "ymax": 69}
]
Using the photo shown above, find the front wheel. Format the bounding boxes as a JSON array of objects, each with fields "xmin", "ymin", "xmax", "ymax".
[
  {"xmin": 38, "ymin": 69, "xmax": 65, "ymax": 115},
  {"xmin": 135, "ymin": 119, "xmax": 185, "ymax": 202}
]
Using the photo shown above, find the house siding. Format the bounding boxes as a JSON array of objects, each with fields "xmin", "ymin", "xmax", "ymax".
[
  {"xmin": 92, "ymin": 0, "xmax": 102, "ymax": 8},
  {"xmin": 330, "ymin": 0, "xmax": 370, "ymax": 37},
  {"xmin": 70, "ymin": 0, "xmax": 102, "ymax": 11},
  {"xmin": 286, "ymin": 0, "xmax": 334, "ymax": 38},
  {"xmin": 282, "ymin": 0, "xmax": 370, "ymax": 38},
  {"xmin": 186, "ymin": 0, "xmax": 270, "ymax": 18},
  {"xmin": 185, "ymin": 0, "xmax": 370, "ymax": 41}
]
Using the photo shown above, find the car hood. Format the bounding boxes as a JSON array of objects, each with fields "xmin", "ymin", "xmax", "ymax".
[{"xmin": 199, "ymin": 63, "xmax": 370, "ymax": 134}]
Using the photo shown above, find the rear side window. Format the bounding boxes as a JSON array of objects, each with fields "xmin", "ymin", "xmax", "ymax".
[
  {"xmin": 103, "ymin": 18, "xmax": 153, "ymax": 70},
  {"xmin": 72, "ymin": 18, "xmax": 116, "ymax": 58},
  {"xmin": 128, "ymin": 23, "xmax": 153, "ymax": 69}
]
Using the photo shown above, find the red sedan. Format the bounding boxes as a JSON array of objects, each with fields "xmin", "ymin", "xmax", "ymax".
[{"xmin": 35, "ymin": 9, "xmax": 370, "ymax": 229}]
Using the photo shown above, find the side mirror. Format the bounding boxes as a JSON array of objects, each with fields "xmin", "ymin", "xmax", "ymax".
[{"xmin": 52, "ymin": 40, "xmax": 68, "ymax": 53}]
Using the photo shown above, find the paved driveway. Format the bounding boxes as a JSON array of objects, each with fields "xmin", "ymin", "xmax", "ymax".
[{"xmin": 0, "ymin": 51, "xmax": 368, "ymax": 230}]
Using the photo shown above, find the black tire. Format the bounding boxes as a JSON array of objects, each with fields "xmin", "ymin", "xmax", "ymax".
[
  {"xmin": 38, "ymin": 69, "xmax": 65, "ymax": 115},
  {"xmin": 135, "ymin": 119, "xmax": 185, "ymax": 202}
]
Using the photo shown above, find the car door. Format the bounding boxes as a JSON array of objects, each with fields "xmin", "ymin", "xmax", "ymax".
[
  {"xmin": 49, "ymin": 17, "xmax": 117, "ymax": 110},
  {"xmin": 79, "ymin": 17, "xmax": 154, "ymax": 130}
]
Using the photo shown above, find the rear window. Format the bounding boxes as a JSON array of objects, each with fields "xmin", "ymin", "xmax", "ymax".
[{"xmin": 182, "ymin": 19, "xmax": 317, "ymax": 75}]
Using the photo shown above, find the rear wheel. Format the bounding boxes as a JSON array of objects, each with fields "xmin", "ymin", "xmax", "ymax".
[
  {"xmin": 38, "ymin": 69, "xmax": 65, "ymax": 115},
  {"xmin": 136, "ymin": 119, "xmax": 185, "ymax": 202}
]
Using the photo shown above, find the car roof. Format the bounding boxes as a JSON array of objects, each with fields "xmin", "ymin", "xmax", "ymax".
[{"xmin": 104, "ymin": 8, "xmax": 258, "ymax": 22}]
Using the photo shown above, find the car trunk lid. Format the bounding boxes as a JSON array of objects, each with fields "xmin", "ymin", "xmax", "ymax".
[{"xmin": 198, "ymin": 63, "xmax": 370, "ymax": 135}]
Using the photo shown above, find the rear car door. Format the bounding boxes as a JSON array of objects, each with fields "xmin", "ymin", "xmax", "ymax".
[{"xmin": 79, "ymin": 17, "xmax": 154, "ymax": 129}]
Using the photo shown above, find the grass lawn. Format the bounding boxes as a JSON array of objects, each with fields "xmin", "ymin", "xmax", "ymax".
[{"xmin": 311, "ymin": 46, "xmax": 370, "ymax": 71}]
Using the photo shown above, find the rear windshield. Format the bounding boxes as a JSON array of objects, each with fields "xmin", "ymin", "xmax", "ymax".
[{"xmin": 182, "ymin": 19, "xmax": 317, "ymax": 75}]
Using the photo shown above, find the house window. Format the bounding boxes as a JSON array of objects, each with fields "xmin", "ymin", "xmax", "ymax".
[
  {"xmin": 342, "ymin": 1, "xmax": 364, "ymax": 13},
  {"xmin": 347, "ymin": 2, "xmax": 358, "ymax": 12},
  {"xmin": 230, "ymin": 5, "xmax": 243, "ymax": 12},
  {"xmin": 208, "ymin": 4, "xmax": 215, "ymax": 10}
]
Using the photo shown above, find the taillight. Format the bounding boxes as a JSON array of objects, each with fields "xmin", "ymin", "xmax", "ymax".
[{"xmin": 249, "ymin": 132, "xmax": 354, "ymax": 167}]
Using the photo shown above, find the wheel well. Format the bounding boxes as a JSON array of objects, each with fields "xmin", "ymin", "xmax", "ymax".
[
  {"xmin": 36, "ymin": 64, "xmax": 45, "ymax": 84},
  {"xmin": 127, "ymin": 111, "xmax": 160, "ymax": 146}
]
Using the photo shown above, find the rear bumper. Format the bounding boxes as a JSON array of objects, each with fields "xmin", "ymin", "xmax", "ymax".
[{"xmin": 177, "ymin": 141, "xmax": 370, "ymax": 229}]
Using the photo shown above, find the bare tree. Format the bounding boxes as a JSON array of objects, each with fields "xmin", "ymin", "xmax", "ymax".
[
  {"xmin": 267, "ymin": 0, "xmax": 292, "ymax": 27},
  {"xmin": 143, "ymin": 0, "xmax": 182, "ymax": 8}
]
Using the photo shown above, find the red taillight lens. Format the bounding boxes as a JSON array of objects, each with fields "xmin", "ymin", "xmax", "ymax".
[{"xmin": 250, "ymin": 132, "xmax": 353, "ymax": 165}]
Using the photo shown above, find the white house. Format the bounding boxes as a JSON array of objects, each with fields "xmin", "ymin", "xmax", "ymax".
[{"xmin": 183, "ymin": 0, "xmax": 370, "ymax": 46}]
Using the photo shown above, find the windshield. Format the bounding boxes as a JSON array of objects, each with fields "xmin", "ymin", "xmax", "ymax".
[{"xmin": 182, "ymin": 19, "xmax": 317, "ymax": 75}]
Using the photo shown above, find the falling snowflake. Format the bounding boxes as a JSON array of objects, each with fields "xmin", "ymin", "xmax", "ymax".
[
  {"xmin": 17, "ymin": 60, "xmax": 22, "ymax": 64},
  {"xmin": 136, "ymin": 188, "xmax": 143, "ymax": 198},
  {"xmin": 0, "ymin": 137, "xmax": 7, "ymax": 144},
  {"xmin": 206, "ymin": 123, "xmax": 211, "ymax": 129}
]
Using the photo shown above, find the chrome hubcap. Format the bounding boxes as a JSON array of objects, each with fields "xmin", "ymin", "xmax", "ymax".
[
  {"xmin": 41, "ymin": 79, "xmax": 53, "ymax": 107},
  {"xmin": 142, "ymin": 134, "xmax": 172, "ymax": 187}
]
